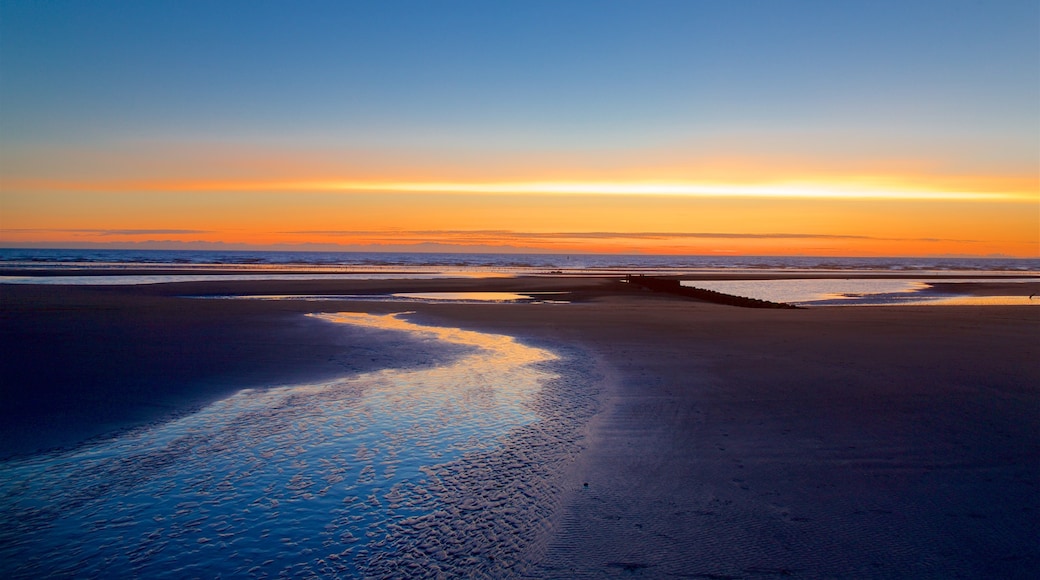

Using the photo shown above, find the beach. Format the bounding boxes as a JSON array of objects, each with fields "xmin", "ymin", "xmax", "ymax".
[{"xmin": 1, "ymin": 275, "xmax": 1038, "ymax": 577}]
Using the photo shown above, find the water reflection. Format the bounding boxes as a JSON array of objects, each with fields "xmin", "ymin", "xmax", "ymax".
[
  {"xmin": 0, "ymin": 272, "xmax": 513, "ymax": 285},
  {"xmin": 391, "ymin": 292, "xmax": 566, "ymax": 303},
  {"xmin": 0, "ymin": 312, "xmax": 576, "ymax": 578},
  {"xmin": 683, "ymin": 278, "xmax": 1038, "ymax": 307},
  {"xmin": 904, "ymin": 295, "xmax": 1038, "ymax": 306},
  {"xmin": 207, "ymin": 292, "xmax": 568, "ymax": 303}
]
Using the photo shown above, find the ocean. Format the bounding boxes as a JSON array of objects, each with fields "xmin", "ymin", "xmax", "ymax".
[
  {"xmin": 2, "ymin": 247, "xmax": 1037, "ymax": 273},
  {"xmin": 2, "ymin": 248, "xmax": 1037, "ymax": 306}
]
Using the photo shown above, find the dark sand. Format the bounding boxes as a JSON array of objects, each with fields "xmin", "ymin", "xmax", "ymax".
[{"xmin": 2, "ymin": 276, "xmax": 1038, "ymax": 577}]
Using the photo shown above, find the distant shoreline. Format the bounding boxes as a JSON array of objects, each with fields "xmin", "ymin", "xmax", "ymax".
[{"xmin": 2, "ymin": 265, "xmax": 1037, "ymax": 280}]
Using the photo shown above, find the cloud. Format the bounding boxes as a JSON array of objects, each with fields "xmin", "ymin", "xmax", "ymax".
[
  {"xmin": 7, "ymin": 177, "xmax": 1035, "ymax": 202},
  {"xmin": 281, "ymin": 229, "xmax": 975, "ymax": 243},
  {"xmin": 95, "ymin": 229, "xmax": 214, "ymax": 236},
  {"xmin": 3, "ymin": 228, "xmax": 213, "ymax": 236},
  {"xmin": 5, "ymin": 227, "xmax": 979, "ymax": 246}
]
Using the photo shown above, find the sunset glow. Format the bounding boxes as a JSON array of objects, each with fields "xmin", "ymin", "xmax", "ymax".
[
  {"xmin": 1, "ymin": 1, "xmax": 1037, "ymax": 257},
  {"xmin": 9, "ymin": 176, "xmax": 1036, "ymax": 201},
  {"xmin": 232, "ymin": 180, "xmax": 1036, "ymax": 201}
]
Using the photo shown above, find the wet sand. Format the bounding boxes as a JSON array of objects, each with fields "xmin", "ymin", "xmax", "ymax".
[{"xmin": 2, "ymin": 276, "xmax": 1038, "ymax": 577}]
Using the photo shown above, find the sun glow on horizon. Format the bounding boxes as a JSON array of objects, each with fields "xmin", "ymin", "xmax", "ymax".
[
  {"xmin": 3, "ymin": 171, "xmax": 1037, "ymax": 257},
  {"xmin": 2, "ymin": 149, "xmax": 1037, "ymax": 258},
  {"xmin": 306, "ymin": 180, "xmax": 1033, "ymax": 202},
  {"xmin": 7, "ymin": 177, "xmax": 1037, "ymax": 203}
]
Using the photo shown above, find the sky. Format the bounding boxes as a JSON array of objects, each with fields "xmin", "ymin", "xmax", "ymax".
[{"xmin": 1, "ymin": 0, "xmax": 1037, "ymax": 257}]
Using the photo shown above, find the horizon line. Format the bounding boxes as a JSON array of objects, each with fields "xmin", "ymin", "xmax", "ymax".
[{"xmin": 2, "ymin": 240, "xmax": 1036, "ymax": 261}]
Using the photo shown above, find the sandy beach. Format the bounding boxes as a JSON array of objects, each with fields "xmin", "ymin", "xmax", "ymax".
[{"xmin": 2, "ymin": 276, "xmax": 1038, "ymax": 577}]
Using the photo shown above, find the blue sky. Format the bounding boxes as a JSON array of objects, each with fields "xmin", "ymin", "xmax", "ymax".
[{"xmin": 3, "ymin": 0, "xmax": 1036, "ymax": 160}]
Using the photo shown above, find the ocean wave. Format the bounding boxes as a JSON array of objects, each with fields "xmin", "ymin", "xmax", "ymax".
[{"xmin": 2, "ymin": 248, "xmax": 1037, "ymax": 274}]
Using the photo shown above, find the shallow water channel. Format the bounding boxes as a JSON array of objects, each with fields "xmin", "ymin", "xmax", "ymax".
[{"xmin": 0, "ymin": 312, "xmax": 591, "ymax": 578}]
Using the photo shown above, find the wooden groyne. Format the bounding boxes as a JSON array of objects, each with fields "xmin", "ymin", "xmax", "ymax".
[{"xmin": 625, "ymin": 275, "xmax": 799, "ymax": 309}]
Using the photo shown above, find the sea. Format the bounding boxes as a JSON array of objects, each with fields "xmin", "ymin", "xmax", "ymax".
[
  {"xmin": 2, "ymin": 247, "xmax": 1038, "ymax": 273},
  {"xmin": 2, "ymin": 247, "xmax": 1037, "ymax": 306}
]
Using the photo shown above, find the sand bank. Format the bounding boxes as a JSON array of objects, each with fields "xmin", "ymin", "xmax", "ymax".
[{"xmin": 2, "ymin": 276, "xmax": 1037, "ymax": 577}]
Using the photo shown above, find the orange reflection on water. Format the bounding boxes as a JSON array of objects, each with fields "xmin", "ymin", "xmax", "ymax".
[
  {"xmin": 1, "ymin": 311, "xmax": 569, "ymax": 578},
  {"xmin": 311, "ymin": 311, "xmax": 558, "ymax": 406},
  {"xmin": 915, "ymin": 295, "xmax": 1039, "ymax": 306},
  {"xmin": 391, "ymin": 292, "xmax": 563, "ymax": 302}
]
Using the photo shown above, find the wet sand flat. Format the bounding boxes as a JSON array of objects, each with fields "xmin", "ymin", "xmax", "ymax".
[
  {"xmin": 2, "ymin": 277, "xmax": 1038, "ymax": 577},
  {"xmin": 396, "ymin": 295, "xmax": 1039, "ymax": 578}
]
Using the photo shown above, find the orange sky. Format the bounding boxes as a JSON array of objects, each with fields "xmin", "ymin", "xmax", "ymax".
[{"xmin": 3, "ymin": 162, "xmax": 1037, "ymax": 256}]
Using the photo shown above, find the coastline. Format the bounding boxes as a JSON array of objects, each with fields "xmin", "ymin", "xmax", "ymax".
[{"xmin": 2, "ymin": 275, "xmax": 1038, "ymax": 576}]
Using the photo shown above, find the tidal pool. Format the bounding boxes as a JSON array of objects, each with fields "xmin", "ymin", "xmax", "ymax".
[{"xmin": 0, "ymin": 312, "xmax": 596, "ymax": 578}]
